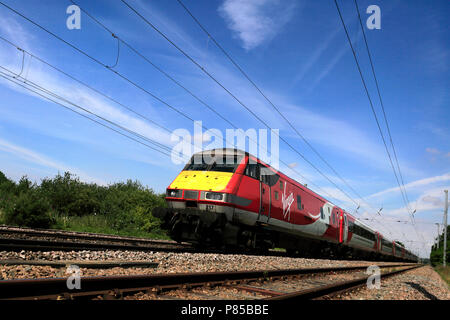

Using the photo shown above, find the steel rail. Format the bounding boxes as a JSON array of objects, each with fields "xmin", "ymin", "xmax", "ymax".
[
  {"xmin": 266, "ymin": 265, "xmax": 422, "ymax": 300},
  {"xmin": 0, "ymin": 263, "xmax": 416, "ymax": 300},
  {"xmin": 0, "ymin": 225, "xmax": 179, "ymax": 245},
  {"xmin": 0, "ymin": 237, "xmax": 192, "ymax": 253}
]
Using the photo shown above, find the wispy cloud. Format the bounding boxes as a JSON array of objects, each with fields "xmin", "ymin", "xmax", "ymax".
[
  {"xmin": 368, "ymin": 172, "xmax": 450, "ymax": 199},
  {"xmin": 425, "ymin": 147, "xmax": 440, "ymax": 155},
  {"xmin": 386, "ymin": 186, "xmax": 449, "ymax": 216},
  {"xmin": 416, "ymin": 122, "xmax": 450, "ymax": 141},
  {"xmin": 218, "ymin": 0, "xmax": 296, "ymax": 50},
  {"xmin": 290, "ymin": 27, "xmax": 341, "ymax": 87},
  {"xmin": 0, "ymin": 138, "xmax": 106, "ymax": 185},
  {"xmin": 305, "ymin": 43, "xmax": 348, "ymax": 93}
]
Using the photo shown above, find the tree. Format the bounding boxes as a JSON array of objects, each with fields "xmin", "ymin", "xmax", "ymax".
[{"xmin": 429, "ymin": 226, "xmax": 450, "ymax": 266}]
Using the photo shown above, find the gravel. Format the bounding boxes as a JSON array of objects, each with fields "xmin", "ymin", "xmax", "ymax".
[
  {"xmin": 333, "ymin": 266, "xmax": 450, "ymax": 300},
  {"xmin": 1, "ymin": 249, "xmax": 398, "ymax": 280},
  {"xmin": 3, "ymin": 250, "xmax": 445, "ymax": 300}
]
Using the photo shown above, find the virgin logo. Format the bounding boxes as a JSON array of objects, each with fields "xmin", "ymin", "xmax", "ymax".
[{"xmin": 282, "ymin": 184, "xmax": 294, "ymax": 221}]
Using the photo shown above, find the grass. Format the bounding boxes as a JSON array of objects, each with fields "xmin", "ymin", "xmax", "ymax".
[
  {"xmin": 51, "ymin": 214, "xmax": 171, "ymax": 240},
  {"xmin": 0, "ymin": 206, "xmax": 170, "ymax": 240},
  {"xmin": 434, "ymin": 265, "xmax": 450, "ymax": 287},
  {"xmin": 1, "ymin": 210, "xmax": 171, "ymax": 240}
]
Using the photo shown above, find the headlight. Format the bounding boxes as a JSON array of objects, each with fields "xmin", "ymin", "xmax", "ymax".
[
  {"xmin": 167, "ymin": 189, "xmax": 182, "ymax": 197},
  {"xmin": 205, "ymin": 192, "xmax": 224, "ymax": 201}
]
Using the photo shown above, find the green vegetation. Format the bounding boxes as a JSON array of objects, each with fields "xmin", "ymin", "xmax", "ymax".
[
  {"xmin": 0, "ymin": 171, "xmax": 168, "ymax": 239},
  {"xmin": 434, "ymin": 265, "xmax": 450, "ymax": 287},
  {"xmin": 429, "ymin": 225, "xmax": 449, "ymax": 270}
]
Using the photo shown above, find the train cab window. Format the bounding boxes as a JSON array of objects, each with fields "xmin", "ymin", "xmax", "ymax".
[
  {"xmin": 210, "ymin": 155, "xmax": 242, "ymax": 173},
  {"xmin": 184, "ymin": 156, "xmax": 209, "ymax": 171},
  {"xmin": 185, "ymin": 155, "xmax": 243, "ymax": 172},
  {"xmin": 332, "ymin": 212, "xmax": 336, "ymax": 224},
  {"xmin": 245, "ymin": 163, "xmax": 259, "ymax": 180},
  {"xmin": 320, "ymin": 207, "xmax": 324, "ymax": 220},
  {"xmin": 297, "ymin": 195, "xmax": 302, "ymax": 210},
  {"xmin": 279, "ymin": 181, "xmax": 283, "ymax": 190}
]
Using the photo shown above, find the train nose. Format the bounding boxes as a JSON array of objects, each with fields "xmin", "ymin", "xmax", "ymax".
[{"xmin": 169, "ymin": 171, "xmax": 233, "ymax": 192}]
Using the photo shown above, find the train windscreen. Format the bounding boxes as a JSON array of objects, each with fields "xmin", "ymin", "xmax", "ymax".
[{"xmin": 184, "ymin": 155, "xmax": 243, "ymax": 173}]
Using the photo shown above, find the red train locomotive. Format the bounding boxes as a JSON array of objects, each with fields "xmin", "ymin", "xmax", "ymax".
[{"xmin": 155, "ymin": 148, "xmax": 417, "ymax": 262}]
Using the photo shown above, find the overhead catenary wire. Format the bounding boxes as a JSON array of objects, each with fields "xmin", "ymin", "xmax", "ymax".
[
  {"xmin": 333, "ymin": 0, "xmax": 411, "ymax": 214},
  {"xmin": 0, "ymin": 64, "xmax": 180, "ymax": 160},
  {"xmin": 0, "ymin": 0, "xmax": 206, "ymax": 131},
  {"xmin": 0, "ymin": 34, "xmax": 197, "ymax": 148},
  {"xmin": 0, "ymin": 0, "xmax": 399, "ymax": 239},
  {"xmin": 353, "ymin": 0, "xmax": 412, "ymax": 213},
  {"xmin": 0, "ymin": 70, "xmax": 183, "ymax": 161},
  {"xmin": 352, "ymin": 0, "xmax": 426, "ymax": 251},
  {"xmin": 333, "ymin": 0, "xmax": 421, "ymax": 245},
  {"xmin": 119, "ymin": 0, "xmax": 368, "ymax": 210},
  {"xmin": 174, "ymin": 0, "xmax": 399, "ymax": 235},
  {"xmin": 65, "ymin": 0, "xmax": 368, "ymax": 214},
  {"xmin": 106, "ymin": 34, "xmax": 121, "ymax": 69},
  {"xmin": 69, "ymin": 0, "xmax": 241, "ymax": 134},
  {"xmin": 119, "ymin": 0, "xmax": 402, "ymax": 239},
  {"xmin": 12, "ymin": 47, "xmax": 24, "ymax": 79},
  {"xmin": 0, "ymin": 4, "xmax": 345, "ymax": 214},
  {"xmin": 175, "ymin": 0, "xmax": 377, "ymax": 211},
  {"xmin": 0, "ymin": 1, "xmax": 401, "ymax": 241}
]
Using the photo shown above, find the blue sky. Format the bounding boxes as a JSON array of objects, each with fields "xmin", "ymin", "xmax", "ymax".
[{"xmin": 0, "ymin": 0, "xmax": 448, "ymax": 258}]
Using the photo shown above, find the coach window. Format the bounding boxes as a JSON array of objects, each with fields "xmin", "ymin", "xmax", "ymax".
[
  {"xmin": 297, "ymin": 195, "xmax": 302, "ymax": 210},
  {"xmin": 348, "ymin": 221, "xmax": 354, "ymax": 233},
  {"xmin": 320, "ymin": 207, "xmax": 324, "ymax": 220},
  {"xmin": 279, "ymin": 181, "xmax": 283, "ymax": 190},
  {"xmin": 274, "ymin": 191, "xmax": 279, "ymax": 200},
  {"xmin": 332, "ymin": 211, "xmax": 336, "ymax": 224}
]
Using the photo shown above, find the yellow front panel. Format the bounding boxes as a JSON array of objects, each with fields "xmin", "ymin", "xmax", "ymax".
[{"xmin": 169, "ymin": 171, "xmax": 233, "ymax": 192}]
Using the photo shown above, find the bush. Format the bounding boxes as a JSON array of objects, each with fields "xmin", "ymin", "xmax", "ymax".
[
  {"xmin": 3, "ymin": 191, "xmax": 54, "ymax": 228},
  {"xmin": 0, "ymin": 173, "xmax": 16, "ymax": 207},
  {"xmin": 0, "ymin": 170, "xmax": 168, "ymax": 238}
]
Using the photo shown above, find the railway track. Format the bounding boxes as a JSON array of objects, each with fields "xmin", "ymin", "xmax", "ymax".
[
  {"xmin": 0, "ymin": 225, "xmax": 194, "ymax": 253},
  {"xmin": 0, "ymin": 226, "xmax": 290, "ymax": 257},
  {"xmin": 0, "ymin": 226, "xmax": 418, "ymax": 261},
  {"xmin": 0, "ymin": 225, "xmax": 178, "ymax": 245},
  {"xmin": 0, "ymin": 263, "xmax": 420, "ymax": 300},
  {"xmin": 0, "ymin": 236, "xmax": 194, "ymax": 253}
]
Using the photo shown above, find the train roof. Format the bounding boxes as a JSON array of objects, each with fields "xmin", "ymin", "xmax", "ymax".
[{"xmin": 192, "ymin": 148, "xmax": 329, "ymax": 203}]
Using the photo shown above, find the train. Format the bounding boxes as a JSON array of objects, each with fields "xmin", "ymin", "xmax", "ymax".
[{"xmin": 154, "ymin": 148, "xmax": 418, "ymax": 262}]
